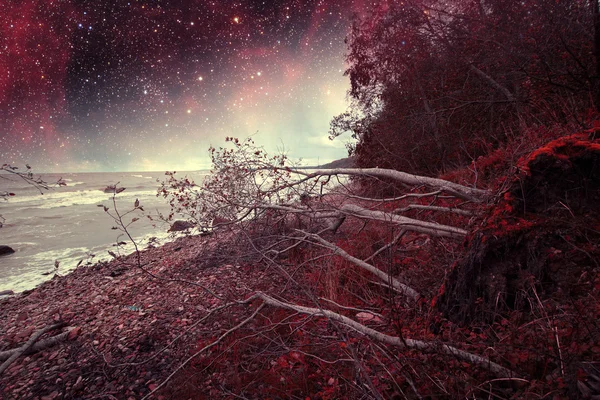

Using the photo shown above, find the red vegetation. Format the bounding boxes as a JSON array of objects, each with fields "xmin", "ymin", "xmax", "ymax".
[
  {"xmin": 433, "ymin": 132, "xmax": 600, "ymax": 396},
  {"xmin": 335, "ymin": 0, "xmax": 597, "ymax": 175}
]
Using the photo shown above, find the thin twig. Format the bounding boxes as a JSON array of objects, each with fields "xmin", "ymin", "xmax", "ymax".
[{"xmin": 142, "ymin": 304, "xmax": 265, "ymax": 399}]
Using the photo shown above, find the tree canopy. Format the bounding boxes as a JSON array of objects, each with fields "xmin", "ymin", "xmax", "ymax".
[{"xmin": 331, "ymin": 0, "xmax": 597, "ymax": 174}]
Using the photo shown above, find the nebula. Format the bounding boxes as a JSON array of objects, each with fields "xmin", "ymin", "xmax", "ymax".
[{"xmin": 0, "ymin": 0, "xmax": 378, "ymax": 172}]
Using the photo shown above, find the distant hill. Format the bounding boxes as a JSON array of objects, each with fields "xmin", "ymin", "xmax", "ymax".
[{"xmin": 314, "ymin": 156, "xmax": 356, "ymax": 169}]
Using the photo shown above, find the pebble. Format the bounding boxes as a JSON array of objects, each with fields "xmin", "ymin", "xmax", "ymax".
[
  {"xmin": 0, "ymin": 234, "xmax": 274, "ymax": 398},
  {"xmin": 72, "ymin": 376, "xmax": 84, "ymax": 391}
]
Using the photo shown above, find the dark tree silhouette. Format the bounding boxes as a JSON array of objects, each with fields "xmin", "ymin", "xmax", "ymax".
[{"xmin": 331, "ymin": 0, "xmax": 597, "ymax": 174}]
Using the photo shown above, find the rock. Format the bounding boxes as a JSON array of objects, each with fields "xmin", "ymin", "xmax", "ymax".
[
  {"xmin": 0, "ymin": 289, "xmax": 14, "ymax": 296},
  {"xmin": 0, "ymin": 245, "xmax": 15, "ymax": 256},
  {"xmin": 102, "ymin": 185, "xmax": 125, "ymax": 194},
  {"xmin": 67, "ymin": 327, "xmax": 82, "ymax": 340},
  {"xmin": 168, "ymin": 220, "xmax": 194, "ymax": 232},
  {"xmin": 72, "ymin": 376, "xmax": 84, "ymax": 391},
  {"xmin": 40, "ymin": 390, "xmax": 60, "ymax": 400},
  {"xmin": 356, "ymin": 312, "xmax": 383, "ymax": 323},
  {"xmin": 16, "ymin": 311, "xmax": 28, "ymax": 322}
]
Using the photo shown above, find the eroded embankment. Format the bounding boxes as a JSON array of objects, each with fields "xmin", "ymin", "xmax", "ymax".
[{"xmin": 436, "ymin": 131, "xmax": 600, "ymax": 323}]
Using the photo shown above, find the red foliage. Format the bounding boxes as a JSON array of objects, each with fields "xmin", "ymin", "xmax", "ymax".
[{"xmin": 339, "ymin": 0, "xmax": 597, "ymax": 175}]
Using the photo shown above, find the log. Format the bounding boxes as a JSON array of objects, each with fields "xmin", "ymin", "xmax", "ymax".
[{"xmin": 253, "ymin": 292, "xmax": 517, "ymax": 379}]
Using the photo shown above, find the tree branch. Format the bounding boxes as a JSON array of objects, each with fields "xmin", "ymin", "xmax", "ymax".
[
  {"xmin": 340, "ymin": 204, "xmax": 467, "ymax": 238},
  {"xmin": 289, "ymin": 167, "xmax": 488, "ymax": 202},
  {"xmin": 393, "ymin": 204, "xmax": 474, "ymax": 216},
  {"xmin": 469, "ymin": 64, "xmax": 516, "ymax": 103},
  {"xmin": 253, "ymin": 292, "xmax": 517, "ymax": 379},
  {"xmin": 141, "ymin": 304, "xmax": 265, "ymax": 400},
  {"xmin": 0, "ymin": 323, "xmax": 66, "ymax": 375},
  {"xmin": 298, "ymin": 230, "xmax": 422, "ymax": 302}
]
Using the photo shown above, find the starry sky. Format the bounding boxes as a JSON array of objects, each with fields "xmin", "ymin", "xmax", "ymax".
[{"xmin": 0, "ymin": 0, "xmax": 377, "ymax": 172}]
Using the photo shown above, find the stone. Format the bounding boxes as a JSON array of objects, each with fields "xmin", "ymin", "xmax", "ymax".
[
  {"xmin": 0, "ymin": 289, "xmax": 14, "ymax": 296},
  {"xmin": 72, "ymin": 376, "xmax": 84, "ymax": 391},
  {"xmin": 0, "ymin": 245, "xmax": 15, "ymax": 256},
  {"xmin": 167, "ymin": 220, "xmax": 194, "ymax": 232},
  {"xmin": 355, "ymin": 312, "xmax": 383, "ymax": 323}
]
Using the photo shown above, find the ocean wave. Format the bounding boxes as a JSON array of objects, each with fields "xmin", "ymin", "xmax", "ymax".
[
  {"xmin": 30, "ymin": 246, "xmax": 90, "ymax": 264},
  {"xmin": 7, "ymin": 189, "xmax": 159, "ymax": 209}
]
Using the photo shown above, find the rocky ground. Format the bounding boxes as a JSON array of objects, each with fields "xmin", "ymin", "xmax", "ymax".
[
  {"xmin": 0, "ymin": 233, "xmax": 282, "ymax": 399},
  {"xmin": 2, "ymin": 133, "xmax": 600, "ymax": 399}
]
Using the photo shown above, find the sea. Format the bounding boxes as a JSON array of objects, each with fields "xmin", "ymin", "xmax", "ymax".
[{"xmin": 0, "ymin": 171, "xmax": 208, "ymax": 293}]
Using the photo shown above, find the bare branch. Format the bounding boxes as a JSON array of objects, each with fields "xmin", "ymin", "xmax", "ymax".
[
  {"xmin": 288, "ymin": 167, "xmax": 488, "ymax": 202},
  {"xmin": 298, "ymin": 230, "xmax": 422, "ymax": 302},
  {"xmin": 469, "ymin": 64, "xmax": 516, "ymax": 103},
  {"xmin": 142, "ymin": 304, "xmax": 266, "ymax": 400},
  {"xmin": 393, "ymin": 204, "xmax": 474, "ymax": 216},
  {"xmin": 0, "ymin": 323, "xmax": 66, "ymax": 375},
  {"xmin": 325, "ymin": 190, "xmax": 447, "ymax": 203},
  {"xmin": 340, "ymin": 204, "xmax": 467, "ymax": 238},
  {"xmin": 0, "ymin": 326, "xmax": 76, "ymax": 362},
  {"xmin": 253, "ymin": 292, "xmax": 517, "ymax": 379}
]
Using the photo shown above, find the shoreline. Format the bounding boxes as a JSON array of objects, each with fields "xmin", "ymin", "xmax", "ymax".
[
  {"xmin": 0, "ymin": 230, "xmax": 278, "ymax": 399},
  {"xmin": 0, "ymin": 229, "xmax": 176, "ymax": 295}
]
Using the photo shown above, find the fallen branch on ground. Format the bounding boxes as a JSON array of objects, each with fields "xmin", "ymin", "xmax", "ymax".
[
  {"xmin": 251, "ymin": 292, "xmax": 517, "ymax": 379},
  {"xmin": 340, "ymin": 204, "xmax": 467, "ymax": 238},
  {"xmin": 141, "ymin": 304, "xmax": 266, "ymax": 400},
  {"xmin": 0, "ymin": 326, "xmax": 78, "ymax": 362},
  {"xmin": 298, "ymin": 230, "xmax": 422, "ymax": 302},
  {"xmin": 0, "ymin": 323, "xmax": 67, "ymax": 375}
]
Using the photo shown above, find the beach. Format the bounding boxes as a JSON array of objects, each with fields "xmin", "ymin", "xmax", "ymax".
[
  {"xmin": 0, "ymin": 231, "xmax": 281, "ymax": 399},
  {"xmin": 0, "ymin": 171, "xmax": 207, "ymax": 292}
]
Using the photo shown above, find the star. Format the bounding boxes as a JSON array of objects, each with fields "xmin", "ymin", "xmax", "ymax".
[{"xmin": 0, "ymin": 0, "xmax": 355, "ymax": 171}]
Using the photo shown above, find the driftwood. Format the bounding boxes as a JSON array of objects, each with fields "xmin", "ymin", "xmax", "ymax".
[
  {"xmin": 251, "ymin": 292, "xmax": 517, "ymax": 379},
  {"xmin": 0, "ymin": 323, "xmax": 74, "ymax": 375}
]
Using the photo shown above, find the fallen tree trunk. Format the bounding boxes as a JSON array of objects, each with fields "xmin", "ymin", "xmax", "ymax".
[{"xmin": 251, "ymin": 292, "xmax": 517, "ymax": 379}]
